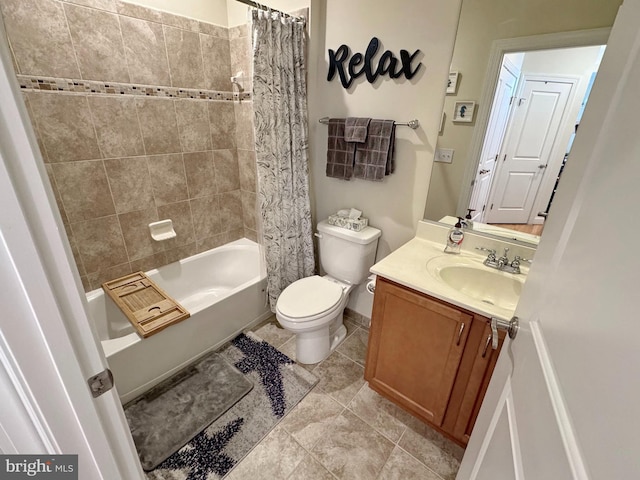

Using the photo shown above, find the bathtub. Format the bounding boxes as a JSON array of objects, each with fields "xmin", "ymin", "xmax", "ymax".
[{"xmin": 86, "ymin": 238, "xmax": 271, "ymax": 404}]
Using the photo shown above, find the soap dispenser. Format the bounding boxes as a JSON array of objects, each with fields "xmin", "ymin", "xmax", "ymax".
[
  {"xmin": 464, "ymin": 209, "xmax": 475, "ymax": 229},
  {"xmin": 444, "ymin": 217, "xmax": 465, "ymax": 254}
]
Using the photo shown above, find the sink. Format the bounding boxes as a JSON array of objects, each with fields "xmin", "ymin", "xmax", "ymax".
[{"xmin": 426, "ymin": 256, "xmax": 524, "ymax": 310}]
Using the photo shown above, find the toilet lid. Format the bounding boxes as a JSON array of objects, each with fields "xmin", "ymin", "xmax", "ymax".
[{"xmin": 278, "ymin": 276, "xmax": 343, "ymax": 319}]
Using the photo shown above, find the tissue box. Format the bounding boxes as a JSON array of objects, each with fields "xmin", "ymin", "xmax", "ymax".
[{"xmin": 327, "ymin": 214, "xmax": 369, "ymax": 232}]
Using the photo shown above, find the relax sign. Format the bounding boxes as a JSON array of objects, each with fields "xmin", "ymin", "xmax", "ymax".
[{"xmin": 327, "ymin": 37, "xmax": 422, "ymax": 89}]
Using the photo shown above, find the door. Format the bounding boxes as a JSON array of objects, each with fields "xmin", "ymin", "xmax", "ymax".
[
  {"xmin": 468, "ymin": 61, "xmax": 519, "ymax": 222},
  {"xmin": 484, "ymin": 76, "xmax": 574, "ymax": 224},
  {"xmin": 0, "ymin": 21, "xmax": 144, "ymax": 479},
  {"xmin": 458, "ymin": 1, "xmax": 638, "ymax": 478},
  {"xmin": 365, "ymin": 278, "xmax": 472, "ymax": 426}
]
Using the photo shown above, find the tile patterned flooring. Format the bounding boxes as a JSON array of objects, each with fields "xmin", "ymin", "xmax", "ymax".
[{"xmin": 226, "ymin": 314, "xmax": 465, "ymax": 480}]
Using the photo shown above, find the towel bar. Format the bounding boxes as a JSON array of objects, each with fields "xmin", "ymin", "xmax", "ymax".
[{"xmin": 319, "ymin": 116, "xmax": 419, "ymax": 129}]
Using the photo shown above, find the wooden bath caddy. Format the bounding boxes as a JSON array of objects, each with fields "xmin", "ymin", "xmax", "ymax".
[{"xmin": 102, "ymin": 272, "xmax": 190, "ymax": 338}]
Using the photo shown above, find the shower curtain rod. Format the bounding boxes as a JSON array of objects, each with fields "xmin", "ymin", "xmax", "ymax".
[{"xmin": 234, "ymin": 0, "xmax": 304, "ymax": 21}]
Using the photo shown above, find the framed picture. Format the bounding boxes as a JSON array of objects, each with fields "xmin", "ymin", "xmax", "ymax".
[
  {"xmin": 446, "ymin": 71, "xmax": 459, "ymax": 94},
  {"xmin": 453, "ymin": 101, "xmax": 475, "ymax": 123}
]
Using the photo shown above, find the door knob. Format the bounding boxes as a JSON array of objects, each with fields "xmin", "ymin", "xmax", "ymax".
[
  {"xmin": 538, "ymin": 164, "xmax": 547, "ymax": 169},
  {"xmin": 490, "ymin": 316, "xmax": 519, "ymax": 349},
  {"xmin": 479, "ymin": 169, "xmax": 490, "ymax": 175}
]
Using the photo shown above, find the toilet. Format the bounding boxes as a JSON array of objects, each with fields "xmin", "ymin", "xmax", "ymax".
[{"xmin": 276, "ymin": 219, "xmax": 381, "ymax": 364}]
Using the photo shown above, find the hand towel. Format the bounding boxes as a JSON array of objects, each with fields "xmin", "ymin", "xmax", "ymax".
[
  {"xmin": 326, "ymin": 118, "xmax": 356, "ymax": 180},
  {"xmin": 353, "ymin": 120, "xmax": 396, "ymax": 181},
  {"xmin": 344, "ymin": 117, "xmax": 371, "ymax": 143}
]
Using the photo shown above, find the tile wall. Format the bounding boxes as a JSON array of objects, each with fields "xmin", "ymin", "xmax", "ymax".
[{"xmin": 0, "ymin": 0, "xmax": 259, "ymax": 291}]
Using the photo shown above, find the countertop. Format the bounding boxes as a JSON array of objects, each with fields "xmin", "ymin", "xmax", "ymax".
[{"xmin": 370, "ymin": 220, "xmax": 536, "ymax": 320}]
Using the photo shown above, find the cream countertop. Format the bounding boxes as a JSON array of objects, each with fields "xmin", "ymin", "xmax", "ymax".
[{"xmin": 370, "ymin": 220, "xmax": 537, "ymax": 320}]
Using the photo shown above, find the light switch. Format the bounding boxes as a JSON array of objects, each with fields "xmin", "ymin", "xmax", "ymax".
[{"xmin": 435, "ymin": 148, "xmax": 454, "ymax": 163}]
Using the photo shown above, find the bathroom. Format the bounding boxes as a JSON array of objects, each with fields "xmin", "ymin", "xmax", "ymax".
[{"xmin": 0, "ymin": 0, "xmax": 639, "ymax": 479}]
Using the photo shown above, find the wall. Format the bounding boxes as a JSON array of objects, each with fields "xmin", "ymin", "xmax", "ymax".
[
  {"xmin": 306, "ymin": 0, "xmax": 461, "ymax": 316},
  {"xmin": 425, "ymin": 0, "xmax": 622, "ymax": 222},
  {"xmin": 0, "ymin": 0, "xmax": 257, "ymax": 291},
  {"xmin": 120, "ymin": 0, "xmax": 228, "ymax": 26},
  {"xmin": 309, "ymin": 0, "xmax": 461, "ymax": 256}
]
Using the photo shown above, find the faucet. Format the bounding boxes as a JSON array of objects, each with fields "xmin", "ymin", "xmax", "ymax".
[
  {"xmin": 476, "ymin": 246, "xmax": 531, "ymax": 274},
  {"xmin": 497, "ymin": 248, "xmax": 510, "ymax": 268}
]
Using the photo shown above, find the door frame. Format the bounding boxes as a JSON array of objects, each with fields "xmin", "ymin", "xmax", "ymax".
[
  {"xmin": 456, "ymin": 28, "xmax": 611, "ymax": 219},
  {"xmin": 0, "ymin": 19, "xmax": 144, "ymax": 479},
  {"xmin": 484, "ymin": 74, "xmax": 579, "ymax": 225}
]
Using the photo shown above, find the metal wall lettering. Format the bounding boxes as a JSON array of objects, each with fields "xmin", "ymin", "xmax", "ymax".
[{"xmin": 327, "ymin": 37, "xmax": 422, "ymax": 89}]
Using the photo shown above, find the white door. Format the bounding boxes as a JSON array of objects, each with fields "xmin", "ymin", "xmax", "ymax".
[
  {"xmin": 0, "ymin": 20, "xmax": 144, "ymax": 479},
  {"xmin": 469, "ymin": 61, "xmax": 519, "ymax": 222},
  {"xmin": 458, "ymin": 1, "xmax": 638, "ymax": 478},
  {"xmin": 484, "ymin": 77, "xmax": 573, "ymax": 224}
]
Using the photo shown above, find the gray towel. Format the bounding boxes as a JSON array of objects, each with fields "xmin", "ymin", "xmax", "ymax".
[
  {"xmin": 326, "ymin": 118, "xmax": 355, "ymax": 180},
  {"xmin": 353, "ymin": 120, "xmax": 395, "ymax": 181},
  {"xmin": 344, "ymin": 117, "xmax": 371, "ymax": 143}
]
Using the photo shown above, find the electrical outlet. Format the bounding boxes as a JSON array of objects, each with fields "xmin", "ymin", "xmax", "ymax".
[{"xmin": 435, "ymin": 148, "xmax": 454, "ymax": 163}]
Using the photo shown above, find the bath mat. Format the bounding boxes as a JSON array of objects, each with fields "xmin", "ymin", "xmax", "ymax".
[
  {"xmin": 124, "ymin": 353, "xmax": 254, "ymax": 470},
  {"xmin": 144, "ymin": 331, "xmax": 318, "ymax": 479}
]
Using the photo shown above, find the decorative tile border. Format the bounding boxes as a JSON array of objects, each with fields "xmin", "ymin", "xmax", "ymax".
[{"xmin": 17, "ymin": 75, "xmax": 252, "ymax": 102}]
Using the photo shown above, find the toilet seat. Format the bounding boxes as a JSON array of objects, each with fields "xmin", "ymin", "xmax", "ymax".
[{"xmin": 277, "ymin": 275, "xmax": 344, "ymax": 321}]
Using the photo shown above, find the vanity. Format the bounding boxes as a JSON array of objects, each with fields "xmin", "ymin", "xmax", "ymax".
[{"xmin": 364, "ymin": 220, "xmax": 536, "ymax": 447}]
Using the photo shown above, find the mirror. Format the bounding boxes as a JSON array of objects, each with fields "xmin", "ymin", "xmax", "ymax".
[{"xmin": 423, "ymin": 0, "xmax": 622, "ymax": 246}]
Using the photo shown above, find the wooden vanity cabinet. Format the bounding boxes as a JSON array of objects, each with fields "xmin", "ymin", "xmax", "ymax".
[{"xmin": 364, "ymin": 277, "xmax": 505, "ymax": 446}]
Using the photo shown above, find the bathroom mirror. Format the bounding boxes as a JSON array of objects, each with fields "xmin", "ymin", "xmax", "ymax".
[{"xmin": 423, "ymin": 0, "xmax": 622, "ymax": 247}]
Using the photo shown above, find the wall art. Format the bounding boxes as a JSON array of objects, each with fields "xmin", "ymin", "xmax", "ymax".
[
  {"xmin": 453, "ymin": 101, "xmax": 476, "ymax": 123},
  {"xmin": 327, "ymin": 37, "xmax": 423, "ymax": 89}
]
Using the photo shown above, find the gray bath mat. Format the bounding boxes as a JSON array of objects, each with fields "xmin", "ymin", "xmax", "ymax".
[
  {"xmin": 124, "ymin": 352, "xmax": 254, "ymax": 470},
  {"xmin": 145, "ymin": 331, "xmax": 318, "ymax": 479}
]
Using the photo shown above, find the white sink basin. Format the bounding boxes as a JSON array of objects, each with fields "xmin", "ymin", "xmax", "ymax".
[{"xmin": 426, "ymin": 256, "xmax": 524, "ymax": 310}]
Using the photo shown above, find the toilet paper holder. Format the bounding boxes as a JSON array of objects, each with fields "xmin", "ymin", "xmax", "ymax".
[{"xmin": 366, "ymin": 274, "xmax": 376, "ymax": 294}]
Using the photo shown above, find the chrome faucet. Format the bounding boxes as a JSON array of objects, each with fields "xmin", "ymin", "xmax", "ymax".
[
  {"xmin": 476, "ymin": 247, "xmax": 531, "ymax": 274},
  {"xmin": 497, "ymin": 247, "xmax": 510, "ymax": 268}
]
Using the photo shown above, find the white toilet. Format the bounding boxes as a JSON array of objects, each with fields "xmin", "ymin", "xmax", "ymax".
[{"xmin": 276, "ymin": 219, "xmax": 381, "ymax": 364}]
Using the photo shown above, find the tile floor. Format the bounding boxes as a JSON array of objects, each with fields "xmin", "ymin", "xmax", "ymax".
[{"xmin": 226, "ymin": 314, "xmax": 465, "ymax": 480}]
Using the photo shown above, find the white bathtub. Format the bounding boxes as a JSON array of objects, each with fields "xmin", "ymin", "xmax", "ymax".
[{"xmin": 86, "ymin": 239, "xmax": 271, "ymax": 404}]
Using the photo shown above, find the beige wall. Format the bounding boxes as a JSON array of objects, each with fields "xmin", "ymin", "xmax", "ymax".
[
  {"xmin": 424, "ymin": 0, "xmax": 622, "ymax": 222},
  {"xmin": 308, "ymin": 0, "xmax": 461, "ymax": 260},
  {"xmin": 123, "ymin": 0, "xmax": 229, "ymax": 25}
]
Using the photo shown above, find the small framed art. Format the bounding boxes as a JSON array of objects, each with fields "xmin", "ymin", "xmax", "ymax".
[
  {"xmin": 453, "ymin": 101, "xmax": 475, "ymax": 123},
  {"xmin": 446, "ymin": 72, "xmax": 459, "ymax": 94}
]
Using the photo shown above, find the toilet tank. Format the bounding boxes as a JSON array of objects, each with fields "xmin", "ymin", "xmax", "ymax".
[{"xmin": 316, "ymin": 220, "xmax": 382, "ymax": 285}]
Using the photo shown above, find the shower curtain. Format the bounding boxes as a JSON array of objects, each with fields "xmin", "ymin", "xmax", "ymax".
[{"xmin": 251, "ymin": 9, "xmax": 314, "ymax": 312}]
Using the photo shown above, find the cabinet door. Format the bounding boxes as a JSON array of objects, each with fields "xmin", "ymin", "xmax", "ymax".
[
  {"xmin": 365, "ymin": 278, "xmax": 472, "ymax": 426},
  {"xmin": 451, "ymin": 321, "xmax": 505, "ymax": 443}
]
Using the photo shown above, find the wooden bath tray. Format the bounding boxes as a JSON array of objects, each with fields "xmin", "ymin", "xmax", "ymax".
[{"xmin": 102, "ymin": 272, "xmax": 190, "ymax": 338}]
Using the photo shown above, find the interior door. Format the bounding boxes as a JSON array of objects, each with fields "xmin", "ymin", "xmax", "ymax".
[
  {"xmin": 468, "ymin": 61, "xmax": 519, "ymax": 222},
  {"xmin": 458, "ymin": 1, "xmax": 638, "ymax": 477},
  {"xmin": 0, "ymin": 20, "xmax": 144, "ymax": 479},
  {"xmin": 484, "ymin": 77, "xmax": 573, "ymax": 224}
]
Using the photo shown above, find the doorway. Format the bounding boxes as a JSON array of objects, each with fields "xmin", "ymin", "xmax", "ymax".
[{"xmin": 468, "ymin": 45, "xmax": 606, "ymax": 232}]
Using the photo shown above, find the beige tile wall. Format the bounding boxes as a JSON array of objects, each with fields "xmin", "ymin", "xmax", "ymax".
[
  {"xmin": 229, "ymin": 24, "xmax": 259, "ymax": 243},
  {"xmin": 1, "ymin": 0, "xmax": 259, "ymax": 291}
]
